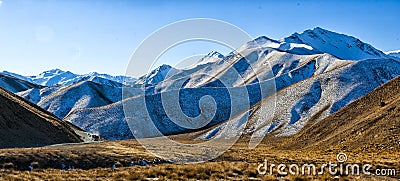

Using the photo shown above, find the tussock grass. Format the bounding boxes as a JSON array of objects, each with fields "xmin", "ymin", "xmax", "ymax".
[{"xmin": 0, "ymin": 140, "xmax": 398, "ymax": 180}]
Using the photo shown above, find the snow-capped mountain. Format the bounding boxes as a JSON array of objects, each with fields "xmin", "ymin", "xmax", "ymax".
[
  {"xmin": 1, "ymin": 69, "xmax": 137, "ymax": 87},
  {"xmin": 135, "ymin": 64, "xmax": 178, "ymax": 86},
  {"xmin": 197, "ymin": 51, "xmax": 224, "ymax": 65},
  {"xmin": 1, "ymin": 64, "xmax": 175, "ymax": 121},
  {"xmin": 244, "ymin": 35, "xmax": 316, "ymax": 55},
  {"xmin": 145, "ymin": 27, "xmax": 393, "ymax": 94},
  {"xmin": 281, "ymin": 27, "xmax": 388, "ymax": 60},
  {"xmin": 0, "ymin": 69, "xmax": 138, "ymax": 118},
  {"xmin": 199, "ymin": 58, "xmax": 400, "ymax": 142},
  {"xmin": 63, "ymin": 27, "xmax": 400, "ymax": 140},
  {"xmin": 1, "ymin": 69, "xmax": 139, "ymax": 115}
]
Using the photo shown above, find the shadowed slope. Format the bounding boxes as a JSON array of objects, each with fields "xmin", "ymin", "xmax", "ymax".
[{"xmin": 0, "ymin": 87, "xmax": 82, "ymax": 148}]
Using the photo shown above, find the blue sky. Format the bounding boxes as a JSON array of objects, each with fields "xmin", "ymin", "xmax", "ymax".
[{"xmin": 0, "ymin": 0, "xmax": 399, "ymax": 76}]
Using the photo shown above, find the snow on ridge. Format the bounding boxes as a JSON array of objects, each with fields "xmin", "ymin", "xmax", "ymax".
[
  {"xmin": 385, "ymin": 50, "xmax": 400, "ymax": 54},
  {"xmin": 135, "ymin": 64, "xmax": 179, "ymax": 86},
  {"xmin": 199, "ymin": 58, "xmax": 400, "ymax": 140},
  {"xmin": 385, "ymin": 50, "xmax": 400, "ymax": 59},
  {"xmin": 38, "ymin": 80, "xmax": 122, "ymax": 119}
]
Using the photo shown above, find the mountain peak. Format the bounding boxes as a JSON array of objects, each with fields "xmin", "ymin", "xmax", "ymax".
[
  {"xmin": 285, "ymin": 27, "xmax": 335, "ymax": 43},
  {"xmin": 195, "ymin": 51, "xmax": 224, "ymax": 66},
  {"xmin": 156, "ymin": 64, "xmax": 172, "ymax": 70},
  {"xmin": 254, "ymin": 36, "xmax": 280, "ymax": 44},
  {"xmin": 150, "ymin": 64, "xmax": 173, "ymax": 76},
  {"xmin": 283, "ymin": 27, "xmax": 387, "ymax": 60},
  {"xmin": 0, "ymin": 86, "xmax": 82, "ymax": 148},
  {"xmin": 206, "ymin": 51, "xmax": 223, "ymax": 58},
  {"xmin": 41, "ymin": 68, "xmax": 65, "ymax": 74}
]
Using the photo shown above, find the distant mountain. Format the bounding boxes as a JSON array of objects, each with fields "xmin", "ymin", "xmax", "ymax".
[
  {"xmin": 1, "ymin": 64, "xmax": 171, "ymax": 122},
  {"xmin": 240, "ymin": 27, "xmax": 389, "ymax": 61},
  {"xmin": 0, "ymin": 86, "xmax": 81, "ymax": 148},
  {"xmin": 0, "ymin": 70, "xmax": 139, "ymax": 118},
  {"xmin": 1, "ymin": 69, "xmax": 137, "ymax": 87},
  {"xmin": 386, "ymin": 50, "xmax": 400, "ymax": 59}
]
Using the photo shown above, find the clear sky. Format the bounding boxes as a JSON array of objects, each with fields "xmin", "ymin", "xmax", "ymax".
[{"xmin": 0, "ymin": 0, "xmax": 399, "ymax": 76}]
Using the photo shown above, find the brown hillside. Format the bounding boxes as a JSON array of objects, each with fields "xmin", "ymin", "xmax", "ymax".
[
  {"xmin": 282, "ymin": 75, "xmax": 400, "ymax": 151},
  {"xmin": 0, "ymin": 87, "xmax": 82, "ymax": 148}
]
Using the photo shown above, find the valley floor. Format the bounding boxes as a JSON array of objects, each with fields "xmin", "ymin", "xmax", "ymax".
[{"xmin": 0, "ymin": 140, "xmax": 399, "ymax": 180}]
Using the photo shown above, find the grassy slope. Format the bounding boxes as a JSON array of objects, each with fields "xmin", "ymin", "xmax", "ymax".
[{"xmin": 0, "ymin": 87, "xmax": 81, "ymax": 148}]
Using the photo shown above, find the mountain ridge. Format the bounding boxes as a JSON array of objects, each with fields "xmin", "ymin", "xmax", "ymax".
[{"xmin": 1, "ymin": 69, "xmax": 137, "ymax": 87}]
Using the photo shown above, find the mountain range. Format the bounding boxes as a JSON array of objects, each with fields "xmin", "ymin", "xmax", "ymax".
[
  {"xmin": 1, "ymin": 27, "xmax": 399, "ymax": 142},
  {"xmin": 2, "ymin": 69, "xmax": 137, "ymax": 87}
]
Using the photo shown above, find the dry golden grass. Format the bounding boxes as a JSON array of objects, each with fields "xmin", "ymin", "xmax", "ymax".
[{"xmin": 0, "ymin": 140, "xmax": 399, "ymax": 180}]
